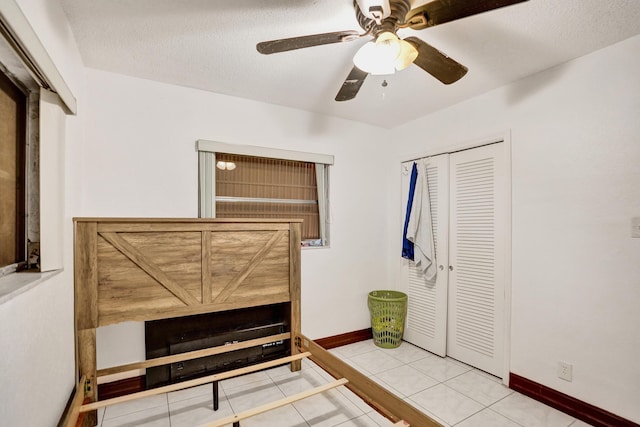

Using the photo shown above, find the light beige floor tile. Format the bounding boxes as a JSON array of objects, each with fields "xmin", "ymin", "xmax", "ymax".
[
  {"xmin": 491, "ymin": 392, "xmax": 576, "ymax": 427},
  {"xmin": 224, "ymin": 378, "xmax": 286, "ymax": 413},
  {"xmin": 444, "ymin": 370, "xmax": 513, "ymax": 406},
  {"xmin": 273, "ymin": 366, "xmax": 330, "ymax": 396},
  {"xmin": 456, "ymin": 408, "xmax": 522, "ymax": 427},
  {"xmin": 373, "ymin": 364, "xmax": 438, "ymax": 397},
  {"xmin": 409, "ymin": 355, "xmax": 472, "ymax": 382},
  {"xmin": 349, "ymin": 349, "xmax": 406, "ymax": 375},
  {"xmin": 266, "ymin": 359, "xmax": 313, "ymax": 379},
  {"xmin": 330, "ymin": 340, "xmax": 378, "ymax": 359},
  {"xmin": 167, "ymin": 382, "xmax": 213, "ymax": 404},
  {"xmin": 219, "ymin": 370, "xmax": 272, "ymax": 392},
  {"xmin": 408, "ymin": 383, "xmax": 483, "ymax": 425},
  {"xmin": 239, "ymin": 404, "xmax": 308, "ymax": 427},
  {"xmin": 102, "ymin": 393, "xmax": 168, "ymax": 420},
  {"xmin": 168, "ymin": 392, "xmax": 234, "ymax": 427},
  {"xmin": 293, "ymin": 388, "xmax": 364, "ymax": 426},
  {"xmin": 101, "ymin": 404, "xmax": 170, "ymax": 427},
  {"xmin": 381, "ymin": 341, "xmax": 434, "ymax": 364},
  {"xmin": 334, "ymin": 413, "xmax": 391, "ymax": 426}
]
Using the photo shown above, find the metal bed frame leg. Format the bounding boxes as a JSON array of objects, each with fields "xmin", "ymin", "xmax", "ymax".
[
  {"xmin": 213, "ymin": 381, "xmax": 219, "ymax": 411},
  {"xmin": 214, "ymin": 381, "xmax": 239, "ymax": 425}
]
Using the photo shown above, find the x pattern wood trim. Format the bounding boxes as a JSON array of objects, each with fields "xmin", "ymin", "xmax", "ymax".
[
  {"xmin": 100, "ymin": 232, "xmax": 200, "ymax": 306},
  {"xmin": 213, "ymin": 230, "xmax": 287, "ymax": 303}
]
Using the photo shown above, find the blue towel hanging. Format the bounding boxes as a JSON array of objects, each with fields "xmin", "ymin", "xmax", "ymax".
[{"xmin": 402, "ymin": 162, "xmax": 418, "ymax": 260}]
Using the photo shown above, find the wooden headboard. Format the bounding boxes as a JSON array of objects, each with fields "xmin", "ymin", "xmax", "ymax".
[
  {"xmin": 68, "ymin": 217, "xmax": 442, "ymax": 427},
  {"xmin": 73, "ymin": 218, "xmax": 302, "ymax": 413}
]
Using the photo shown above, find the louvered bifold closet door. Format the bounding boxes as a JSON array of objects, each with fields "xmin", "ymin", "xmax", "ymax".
[
  {"xmin": 447, "ymin": 143, "xmax": 506, "ymax": 377},
  {"xmin": 400, "ymin": 154, "xmax": 449, "ymax": 356}
]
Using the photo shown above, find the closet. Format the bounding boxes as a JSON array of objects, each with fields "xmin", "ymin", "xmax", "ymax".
[{"xmin": 400, "ymin": 142, "xmax": 509, "ymax": 378}]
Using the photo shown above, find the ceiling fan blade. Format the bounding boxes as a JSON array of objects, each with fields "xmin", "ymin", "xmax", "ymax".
[
  {"xmin": 405, "ymin": 37, "xmax": 468, "ymax": 85},
  {"xmin": 406, "ymin": 0, "xmax": 528, "ymax": 30},
  {"xmin": 257, "ymin": 30, "xmax": 360, "ymax": 54},
  {"xmin": 335, "ymin": 66, "xmax": 368, "ymax": 102}
]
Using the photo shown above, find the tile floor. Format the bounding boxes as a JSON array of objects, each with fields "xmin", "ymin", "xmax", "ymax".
[{"xmin": 94, "ymin": 340, "xmax": 593, "ymax": 427}]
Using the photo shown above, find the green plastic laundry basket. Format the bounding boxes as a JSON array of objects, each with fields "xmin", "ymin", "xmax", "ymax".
[{"xmin": 368, "ymin": 290, "xmax": 408, "ymax": 349}]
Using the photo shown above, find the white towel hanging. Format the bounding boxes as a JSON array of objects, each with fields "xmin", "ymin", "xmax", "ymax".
[{"xmin": 406, "ymin": 159, "xmax": 437, "ymax": 280}]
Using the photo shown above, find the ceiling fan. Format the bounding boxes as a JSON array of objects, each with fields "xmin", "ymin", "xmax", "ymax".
[{"xmin": 257, "ymin": 0, "xmax": 528, "ymax": 101}]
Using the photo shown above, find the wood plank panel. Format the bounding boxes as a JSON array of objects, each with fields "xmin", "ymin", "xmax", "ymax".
[
  {"xmin": 74, "ymin": 221, "xmax": 98, "ymax": 330},
  {"xmin": 289, "ymin": 222, "xmax": 302, "ymax": 372},
  {"xmin": 98, "ymin": 294, "xmax": 291, "ymax": 325},
  {"xmin": 202, "ymin": 231, "xmax": 212, "ymax": 303},
  {"xmin": 209, "ymin": 230, "xmax": 289, "ymax": 302},
  {"xmin": 100, "ymin": 232, "xmax": 200, "ymax": 305},
  {"xmin": 95, "ymin": 220, "xmax": 294, "ymax": 233},
  {"xmin": 96, "ymin": 231, "xmax": 204, "ymax": 325},
  {"xmin": 213, "ymin": 230, "xmax": 287, "ymax": 302}
]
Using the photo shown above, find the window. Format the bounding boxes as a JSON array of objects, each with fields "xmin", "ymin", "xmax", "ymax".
[
  {"xmin": 0, "ymin": 1, "xmax": 74, "ymax": 275},
  {"xmin": 0, "ymin": 69, "xmax": 27, "ymax": 269},
  {"xmin": 198, "ymin": 140, "xmax": 333, "ymax": 247}
]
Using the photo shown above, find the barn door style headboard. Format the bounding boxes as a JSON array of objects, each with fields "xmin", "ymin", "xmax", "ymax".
[
  {"xmin": 67, "ymin": 217, "xmax": 442, "ymax": 427},
  {"xmin": 73, "ymin": 217, "xmax": 302, "ymax": 417}
]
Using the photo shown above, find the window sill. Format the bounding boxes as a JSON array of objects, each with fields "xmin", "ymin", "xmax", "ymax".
[
  {"xmin": 0, "ymin": 269, "xmax": 63, "ymax": 305},
  {"xmin": 302, "ymin": 245, "xmax": 330, "ymax": 250}
]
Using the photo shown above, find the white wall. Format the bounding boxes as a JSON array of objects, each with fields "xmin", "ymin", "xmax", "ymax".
[
  {"xmin": 389, "ymin": 35, "xmax": 640, "ymax": 423},
  {"xmin": 0, "ymin": 0, "xmax": 85, "ymax": 426},
  {"xmin": 78, "ymin": 69, "xmax": 393, "ymax": 370}
]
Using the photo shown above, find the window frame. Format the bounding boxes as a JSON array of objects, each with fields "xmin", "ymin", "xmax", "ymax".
[
  {"xmin": 197, "ymin": 140, "xmax": 333, "ymax": 247},
  {"xmin": 0, "ymin": 67, "xmax": 27, "ymax": 270}
]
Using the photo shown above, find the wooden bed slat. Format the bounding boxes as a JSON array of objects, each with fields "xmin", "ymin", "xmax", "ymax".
[
  {"xmin": 200, "ymin": 378, "xmax": 350, "ymax": 427},
  {"xmin": 82, "ymin": 352, "xmax": 311, "ymax": 412},
  {"xmin": 97, "ymin": 332, "xmax": 291, "ymax": 377}
]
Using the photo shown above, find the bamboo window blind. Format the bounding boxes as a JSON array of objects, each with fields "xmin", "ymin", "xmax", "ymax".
[{"xmin": 215, "ymin": 153, "xmax": 320, "ymax": 240}]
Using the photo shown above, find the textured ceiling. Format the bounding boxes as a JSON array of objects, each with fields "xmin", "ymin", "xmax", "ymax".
[{"xmin": 59, "ymin": 0, "xmax": 640, "ymax": 128}]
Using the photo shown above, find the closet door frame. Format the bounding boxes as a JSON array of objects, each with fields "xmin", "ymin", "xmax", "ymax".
[{"xmin": 399, "ymin": 131, "xmax": 512, "ymax": 384}]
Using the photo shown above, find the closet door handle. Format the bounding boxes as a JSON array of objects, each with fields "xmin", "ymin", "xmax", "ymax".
[
  {"xmin": 439, "ymin": 265, "xmax": 444, "ymax": 271},
  {"xmin": 449, "ymin": 265, "xmax": 454, "ymax": 271}
]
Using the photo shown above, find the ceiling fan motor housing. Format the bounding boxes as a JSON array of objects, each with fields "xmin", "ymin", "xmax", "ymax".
[
  {"xmin": 355, "ymin": 0, "xmax": 391, "ymax": 22},
  {"xmin": 355, "ymin": 0, "xmax": 412, "ymax": 37}
]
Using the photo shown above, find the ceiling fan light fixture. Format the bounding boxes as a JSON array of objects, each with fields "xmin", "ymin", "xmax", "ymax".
[
  {"xmin": 353, "ymin": 41, "xmax": 394, "ymax": 75},
  {"xmin": 353, "ymin": 32, "xmax": 403, "ymax": 75},
  {"xmin": 353, "ymin": 32, "xmax": 417, "ymax": 75},
  {"xmin": 395, "ymin": 39, "xmax": 418, "ymax": 71}
]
